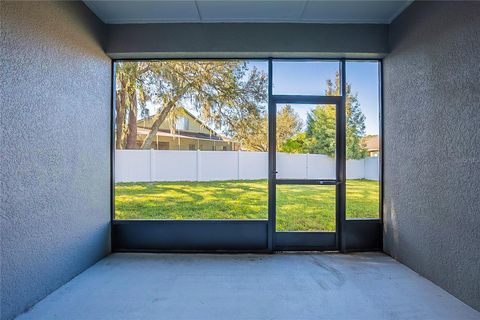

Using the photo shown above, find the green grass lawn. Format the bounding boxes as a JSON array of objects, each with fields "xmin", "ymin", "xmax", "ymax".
[{"xmin": 115, "ymin": 179, "xmax": 379, "ymax": 231}]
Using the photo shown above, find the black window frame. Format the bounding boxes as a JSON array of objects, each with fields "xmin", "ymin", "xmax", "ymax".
[{"xmin": 110, "ymin": 58, "xmax": 383, "ymax": 253}]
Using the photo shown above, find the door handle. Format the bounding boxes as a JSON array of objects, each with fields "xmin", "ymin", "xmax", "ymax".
[{"xmin": 316, "ymin": 181, "xmax": 343, "ymax": 185}]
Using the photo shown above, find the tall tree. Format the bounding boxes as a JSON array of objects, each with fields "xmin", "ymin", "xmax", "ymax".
[
  {"xmin": 115, "ymin": 61, "xmax": 268, "ymax": 150},
  {"xmin": 303, "ymin": 73, "xmax": 367, "ymax": 159},
  {"xmin": 279, "ymin": 132, "xmax": 307, "ymax": 153},
  {"xmin": 115, "ymin": 62, "xmax": 149, "ymax": 149},
  {"xmin": 230, "ymin": 105, "xmax": 303, "ymax": 152},
  {"xmin": 276, "ymin": 105, "xmax": 303, "ymax": 151},
  {"xmin": 304, "ymin": 104, "xmax": 337, "ymax": 157}
]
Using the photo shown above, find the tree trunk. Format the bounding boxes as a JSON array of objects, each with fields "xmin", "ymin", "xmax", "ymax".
[
  {"xmin": 140, "ymin": 87, "xmax": 188, "ymax": 150},
  {"xmin": 140, "ymin": 100, "xmax": 176, "ymax": 149},
  {"xmin": 115, "ymin": 90, "xmax": 126, "ymax": 149},
  {"xmin": 126, "ymin": 93, "xmax": 138, "ymax": 149}
]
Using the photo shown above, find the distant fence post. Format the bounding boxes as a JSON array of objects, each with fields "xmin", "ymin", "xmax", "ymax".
[
  {"xmin": 363, "ymin": 157, "xmax": 367, "ymax": 180},
  {"xmin": 149, "ymin": 148, "xmax": 154, "ymax": 182},
  {"xmin": 305, "ymin": 153, "xmax": 309, "ymax": 179},
  {"xmin": 363, "ymin": 156, "xmax": 379, "ymax": 181},
  {"xmin": 196, "ymin": 149, "xmax": 200, "ymax": 181},
  {"xmin": 237, "ymin": 150, "xmax": 241, "ymax": 180}
]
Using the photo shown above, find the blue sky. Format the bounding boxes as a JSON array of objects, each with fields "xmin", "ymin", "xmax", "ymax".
[
  {"xmin": 146, "ymin": 60, "xmax": 380, "ymax": 136},
  {"xmin": 249, "ymin": 60, "xmax": 379, "ymax": 135},
  {"xmin": 345, "ymin": 61, "xmax": 380, "ymax": 135}
]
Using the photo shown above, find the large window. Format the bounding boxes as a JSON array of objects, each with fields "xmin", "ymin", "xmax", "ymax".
[
  {"xmin": 272, "ymin": 60, "xmax": 339, "ymax": 95},
  {"xmin": 113, "ymin": 59, "xmax": 381, "ymax": 225},
  {"xmin": 345, "ymin": 61, "xmax": 381, "ymax": 219},
  {"xmin": 114, "ymin": 60, "xmax": 269, "ymax": 220}
]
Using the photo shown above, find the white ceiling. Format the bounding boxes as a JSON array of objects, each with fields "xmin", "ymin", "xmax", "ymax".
[{"xmin": 83, "ymin": 0, "xmax": 413, "ymax": 24}]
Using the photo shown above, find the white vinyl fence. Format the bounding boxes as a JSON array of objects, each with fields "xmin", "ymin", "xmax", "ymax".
[{"xmin": 115, "ymin": 150, "xmax": 379, "ymax": 183}]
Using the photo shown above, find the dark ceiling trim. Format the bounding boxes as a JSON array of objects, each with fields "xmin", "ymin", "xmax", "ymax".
[{"xmin": 106, "ymin": 23, "xmax": 388, "ymax": 59}]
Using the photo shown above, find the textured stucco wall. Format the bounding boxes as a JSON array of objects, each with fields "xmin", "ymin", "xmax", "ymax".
[
  {"xmin": 0, "ymin": 2, "xmax": 111, "ymax": 319},
  {"xmin": 383, "ymin": 1, "xmax": 480, "ymax": 311}
]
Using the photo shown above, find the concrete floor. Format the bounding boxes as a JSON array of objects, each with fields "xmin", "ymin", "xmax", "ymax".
[{"xmin": 17, "ymin": 253, "xmax": 479, "ymax": 320}]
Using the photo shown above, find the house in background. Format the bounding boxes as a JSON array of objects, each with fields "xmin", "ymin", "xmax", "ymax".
[
  {"xmin": 363, "ymin": 135, "xmax": 379, "ymax": 157},
  {"xmin": 136, "ymin": 107, "xmax": 239, "ymax": 151}
]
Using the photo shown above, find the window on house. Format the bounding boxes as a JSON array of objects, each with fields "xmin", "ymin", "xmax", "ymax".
[
  {"xmin": 176, "ymin": 116, "xmax": 189, "ymax": 131},
  {"xmin": 157, "ymin": 142, "xmax": 169, "ymax": 150}
]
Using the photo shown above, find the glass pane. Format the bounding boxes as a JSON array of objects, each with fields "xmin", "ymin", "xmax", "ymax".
[
  {"xmin": 345, "ymin": 61, "xmax": 380, "ymax": 219},
  {"xmin": 276, "ymin": 185, "xmax": 336, "ymax": 231},
  {"xmin": 276, "ymin": 104, "xmax": 336, "ymax": 180},
  {"xmin": 272, "ymin": 60, "xmax": 340, "ymax": 96},
  {"xmin": 114, "ymin": 60, "xmax": 269, "ymax": 220}
]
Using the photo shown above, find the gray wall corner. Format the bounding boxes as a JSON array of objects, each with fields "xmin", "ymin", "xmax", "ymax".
[
  {"xmin": 383, "ymin": 0, "xmax": 480, "ymax": 312},
  {"xmin": 1, "ymin": 1, "xmax": 111, "ymax": 319}
]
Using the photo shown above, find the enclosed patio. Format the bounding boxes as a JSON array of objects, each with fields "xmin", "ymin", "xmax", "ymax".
[{"xmin": 2, "ymin": 1, "xmax": 479, "ymax": 320}]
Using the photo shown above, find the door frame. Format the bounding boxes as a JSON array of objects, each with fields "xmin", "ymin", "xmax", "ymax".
[
  {"xmin": 268, "ymin": 60, "xmax": 346, "ymax": 251},
  {"xmin": 269, "ymin": 98, "xmax": 344, "ymax": 251},
  {"xmin": 111, "ymin": 58, "xmax": 382, "ymax": 253}
]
